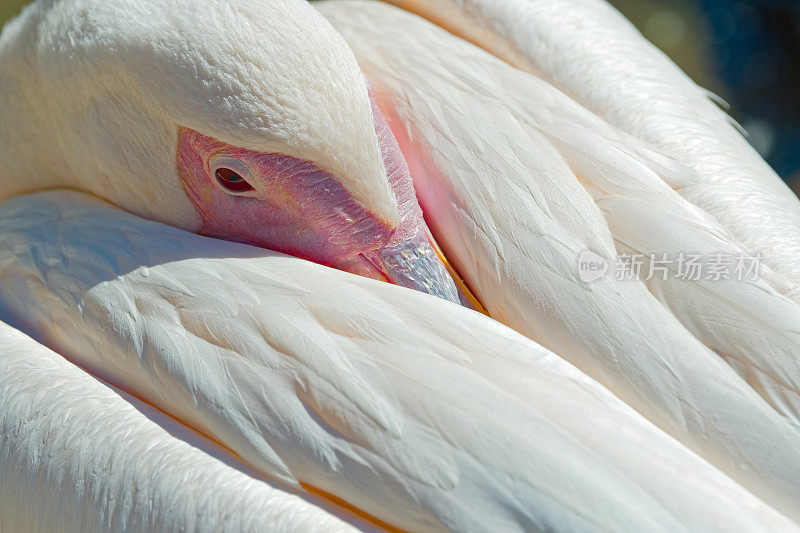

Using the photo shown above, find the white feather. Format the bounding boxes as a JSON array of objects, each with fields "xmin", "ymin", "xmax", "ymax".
[
  {"xmin": 0, "ymin": 0, "xmax": 397, "ymax": 229},
  {"xmin": 0, "ymin": 322, "xmax": 362, "ymax": 532},
  {"xmin": 0, "ymin": 190, "xmax": 795, "ymax": 531},
  {"xmin": 379, "ymin": 0, "xmax": 800, "ymax": 296},
  {"xmin": 317, "ymin": 0, "xmax": 800, "ymax": 520}
]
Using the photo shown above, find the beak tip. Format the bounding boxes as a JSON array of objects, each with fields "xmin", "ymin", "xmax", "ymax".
[{"xmin": 368, "ymin": 229, "xmax": 484, "ymax": 310}]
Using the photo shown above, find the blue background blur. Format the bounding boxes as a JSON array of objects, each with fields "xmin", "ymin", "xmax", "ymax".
[
  {"xmin": 609, "ymin": 0, "xmax": 800, "ymax": 194},
  {"xmin": 2, "ymin": 0, "xmax": 798, "ymax": 192}
]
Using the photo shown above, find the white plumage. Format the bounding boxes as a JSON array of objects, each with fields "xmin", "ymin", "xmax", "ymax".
[
  {"xmin": 316, "ymin": 3, "xmax": 800, "ymax": 520},
  {"xmin": 0, "ymin": 0, "xmax": 396, "ymax": 228},
  {"xmin": 382, "ymin": 0, "xmax": 800, "ymax": 297},
  {"xmin": 1, "ymin": 0, "xmax": 799, "ymax": 530},
  {"xmin": 0, "ymin": 322, "xmax": 361, "ymax": 532},
  {"xmin": 0, "ymin": 191, "xmax": 796, "ymax": 531}
]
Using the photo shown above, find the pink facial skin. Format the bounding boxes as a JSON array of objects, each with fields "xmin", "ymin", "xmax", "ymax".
[
  {"xmin": 177, "ymin": 94, "xmax": 462, "ymax": 304},
  {"xmin": 177, "ymin": 131, "xmax": 393, "ymax": 276}
]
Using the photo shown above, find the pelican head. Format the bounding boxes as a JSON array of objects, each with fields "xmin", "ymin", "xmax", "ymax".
[{"xmin": 0, "ymin": 0, "xmax": 463, "ymax": 303}]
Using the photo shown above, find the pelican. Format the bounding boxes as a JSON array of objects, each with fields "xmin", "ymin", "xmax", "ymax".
[
  {"xmin": 0, "ymin": 0, "xmax": 472, "ymax": 305},
  {"xmin": 318, "ymin": 0, "xmax": 800, "ymax": 515},
  {"xmin": 381, "ymin": 0, "xmax": 800, "ymax": 298},
  {"xmin": 0, "ymin": 0, "xmax": 799, "ymax": 531},
  {"xmin": 358, "ymin": 0, "xmax": 800, "ymax": 426},
  {"xmin": 2, "ymin": 192, "xmax": 796, "ymax": 532}
]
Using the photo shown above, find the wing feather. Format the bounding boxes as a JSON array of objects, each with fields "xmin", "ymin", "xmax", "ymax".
[
  {"xmin": 0, "ymin": 190, "xmax": 795, "ymax": 531},
  {"xmin": 380, "ymin": 0, "xmax": 800, "ymax": 295},
  {"xmin": 0, "ymin": 323, "xmax": 360, "ymax": 532},
  {"xmin": 317, "ymin": 1, "xmax": 800, "ymax": 520}
]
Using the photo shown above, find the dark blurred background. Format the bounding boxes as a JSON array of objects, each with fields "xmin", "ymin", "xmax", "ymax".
[
  {"xmin": 608, "ymin": 0, "xmax": 800, "ymax": 193},
  {"xmin": 0, "ymin": 1, "xmax": 26, "ymax": 33},
  {"xmin": 2, "ymin": 0, "xmax": 798, "ymax": 191}
]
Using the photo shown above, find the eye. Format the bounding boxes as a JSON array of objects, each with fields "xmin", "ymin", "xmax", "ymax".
[
  {"xmin": 215, "ymin": 167, "xmax": 254, "ymax": 193},
  {"xmin": 208, "ymin": 156, "xmax": 256, "ymax": 195}
]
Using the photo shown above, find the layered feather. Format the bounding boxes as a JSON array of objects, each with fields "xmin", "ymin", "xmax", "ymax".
[
  {"xmin": 317, "ymin": 0, "xmax": 800, "ymax": 519},
  {"xmin": 0, "ymin": 191, "xmax": 795, "ymax": 531},
  {"xmin": 0, "ymin": 323, "xmax": 361, "ymax": 532},
  {"xmin": 380, "ymin": 0, "xmax": 800, "ymax": 298}
]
